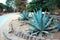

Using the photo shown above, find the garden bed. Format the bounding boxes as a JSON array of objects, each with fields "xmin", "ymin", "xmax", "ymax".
[{"xmin": 9, "ymin": 19, "xmax": 60, "ymax": 40}]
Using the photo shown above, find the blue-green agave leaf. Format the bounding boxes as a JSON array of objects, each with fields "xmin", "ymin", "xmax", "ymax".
[
  {"xmin": 37, "ymin": 8, "xmax": 43, "ymax": 30},
  {"xmin": 42, "ymin": 31, "xmax": 50, "ymax": 35},
  {"xmin": 30, "ymin": 12, "xmax": 41, "ymax": 30},
  {"xmin": 45, "ymin": 16, "xmax": 53, "ymax": 28},
  {"xmin": 37, "ymin": 8, "xmax": 42, "ymax": 23},
  {"xmin": 22, "ymin": 10, "xmax": 29, "ymax": 20},
  {"xmin": 27, "ymin": 29, "xmax": 34, "ymax": 34},
  {"xmin": 43, "ymin": 11, "xmax": 49, "ymax": 27}
]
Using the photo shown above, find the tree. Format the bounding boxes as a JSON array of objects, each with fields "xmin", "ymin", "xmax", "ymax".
[
  {"xmin": 26, "ymin": 0, "xmax": 60, "ymax": 12},
  {"xmin": 6, "ymin": 0, "xmax": 15, "ymax": 12},
  {"xmin": 0, "ymin": 3, "xmax": 14, "ymax": 13},
  {"xmin": 26, "ymin": 0, "xmax": 43, "ymax": 12},
  {"xmin": 0, "ymin": 3, "xmax": 5, "ymax": 12},
  {"xmin": 14, "ymin": 0, "xmax": 27, "ymax": 12},
  {"xmin": 4, "ymin": 5, "xmax": 14, "ymax": 12},
  {"xmin": 6, "ymin": 0, "xmax": 14, "ymax": 7}
]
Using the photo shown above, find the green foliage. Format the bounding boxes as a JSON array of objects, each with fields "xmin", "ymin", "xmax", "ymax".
[
  {"xmin": 0, "ymin": 3, "xmax": 5, "ymax": 12},
  {"xmin": 27, "ymin": 8, "xmax": 60, "ymax": 36},
  {"xmin": 6, "ymin": 0, "xmax": 14, "ymax": 7},
  {"xmin": 6, "ymin": 0, "xmax": 15, "ymax": 12},
  {"xmin": 0, "ymin": 3, "xmax": 5, "ymax": 9},
  {"xmin": 26, "ymin": 0, "xmax": 60, "ymax": 12},
  {"xmin": 26, "ymin": 0, "xmax": 41, "ymax": 12},
  {"xmin": 5, "ymin": 5, "xmax": 13, "ymax": 12},
  {"xmin": 0, "ymin": 3, "xmax": 13, "ymax": 12}
]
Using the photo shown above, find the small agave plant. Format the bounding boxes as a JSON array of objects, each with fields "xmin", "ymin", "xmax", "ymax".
[
  {"xmin": 27, "ymin": 8, "xmax": 60, "ymax": 37},
  {"xmin": 22, "ymin": 10, "xmax": 29, "ymax": 20}
]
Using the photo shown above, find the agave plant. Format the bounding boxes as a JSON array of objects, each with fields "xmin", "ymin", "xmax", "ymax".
[
  {"xmin": 22, "ymin": 10, "xmax": 29, "ymax": 20},
  {"xmin": 27, "ymin": 8, "xmax": 60, "ymax": 37}
]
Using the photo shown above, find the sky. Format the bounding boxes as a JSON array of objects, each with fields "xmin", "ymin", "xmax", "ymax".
[
  {"xmin": 0, "ymin": 0, "xmax": 6, "ymax": 4},
  {"xmin": 27, "ymin": 0, "xmax": 32, "ymax": 3},
  {"xmin": 0, "ymin": 0, "xmax": 32, "ymax": 4}
]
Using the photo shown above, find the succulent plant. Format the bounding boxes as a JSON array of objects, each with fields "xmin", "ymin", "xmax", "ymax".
[
  {"xmin": 27, "ymin": 8, "xmax": 60, "ymax": 37},
  {"xmin": 22, "ymin": 10, "xmax": 29, "ymax": 20}
]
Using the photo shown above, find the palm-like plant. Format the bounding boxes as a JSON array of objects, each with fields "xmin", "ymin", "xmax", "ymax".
[{"xmin": 27, "ymin": 8, "xmax": 60, "ymax": 37}]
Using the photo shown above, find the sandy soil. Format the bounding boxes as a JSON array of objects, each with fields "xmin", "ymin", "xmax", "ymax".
[
  {"xmin": 10, "ymin": 19, "xmax": 60, "ymax": 40},
  {"xmin": 0, "ymin": 13, "xmax": 26, "ymax": 40}
]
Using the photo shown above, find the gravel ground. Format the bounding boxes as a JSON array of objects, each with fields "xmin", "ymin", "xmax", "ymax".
[{"xmin": 0, "ymin": 13, "xmax": 26, "ymax": 40}]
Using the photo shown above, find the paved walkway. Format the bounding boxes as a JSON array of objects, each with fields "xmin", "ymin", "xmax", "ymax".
[{"xmin": 0, "ymin": 13, "xmax": 25, "ymax": 40}]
